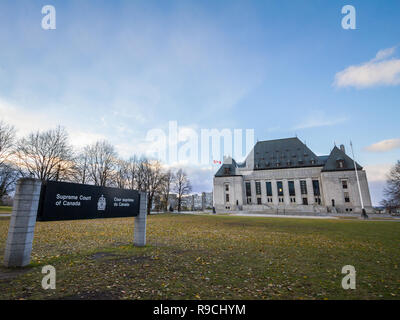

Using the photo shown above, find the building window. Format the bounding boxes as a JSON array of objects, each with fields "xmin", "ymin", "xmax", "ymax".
[
  {"xmin": 302, "ymin": 197, "xmax": 308, "ymax": 205},
  {"xmin": 315, "ymin": 197, "xmax": 321, "ymax": 205},
  {"xmin": 337, "ymin": 159, "xmax": 345, "ymax": 169},
  {"xmin": 225, "ymin": 184, "xmax": 229, "ymax": 191},
  {"xmin": 257, "ymin": 198, "xmax": 262, "ymax": 205},
  {"xmin": 225, "ymin": 194, "xmax": 230, "ymax": 203},
  {"xmin": 342, "ymin": 180, "xmax": 348, "ymax": 189},
  {"xmin": 255, "ymin": 181, "xmax": 261, "ymax": 195},
  {"xmin": 277, "ymin": 181, "xmax": 284, "ymax": 196},
  {"xmin": 266, "ymin": 182, "xmax": 272, "ymax": 197},
  {"xmin": 312, "ymin": 180, "xmax": 320, "ymax": 196},
  {"xmin": 300, "ymin": 180, "xmax": 307, "ymax": 195},
  {"xmin": 288, "ymin": 181, "xmax": 295, "ymax": 196},
  {"xmin": 224, "ymin": 167, "xmax": 230, "ymax": 174},
  {"xmin": 245, "ymin": 182, "xmax": 251, "ymax": 197},
  {"xmin": 247, "ymin": 197, "xmax": 252, "ymax": 204},
  {"xmin": 290, "ymin": 197, "xmax": 296, "ymax": 203},
  {"xmin": 344, "ymin": 192, "xmax": 350, "ymax": 203},
  {"xmin": 267, "ymin": 197, "xmax": 273, "ymax": 203},
  {"xmin": 278, "ymin": 197, "xmax": 284, "ymax": 203}
]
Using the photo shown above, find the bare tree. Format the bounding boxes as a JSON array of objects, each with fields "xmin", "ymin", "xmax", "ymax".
[
  {"xmin": 0, "ymin": 121, "xmax": 16, "ymax": 167},
  {"xmin": 0, "ymin": 122, "xmax": 18, "ymax": 202},
  {"xmin": 144, "ymin": 160, "xmax": 166, "ymax": 215},
  {"xmin": 83, "ymin": 140, "xmax": 117, "ymax": 187},
  {"xmin": 0, "ymin": 163, "xmax": 19, "ymax": 203},
  {"xmin": 115, "ymin": 159, "xmax": 129, "ymax": 189},
  {"xmin": 15, "ymin": 126, "xmax": 75, "ymax": 181},
  {"xmin": 381, "ymin": 160, "xmax": 400, "ymax": 212},
  {"xmin": 74, "ymin": 151, "xmax": 90, "ymax": 184},
  {"xmin": 126, "ymin": 156, "xmax": 138, "ymax": 190},
  {"xmin": 160, "ymin": 170, "xmax": 173, "ymax": 212},
  {"xmin": 173, "ymin": 169, "xmax": 192, "ymax": 212}
]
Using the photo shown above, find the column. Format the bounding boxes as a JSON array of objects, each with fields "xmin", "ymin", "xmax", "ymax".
[
  {"xmin": 294, "ymin": 179, "xmax": 302, "ymax": 205},
  {"xmin": 4, "ymin": 178, "xmax": 42, "ymax": 267},
  {"xmin": 282, "ymin": 179, "xmax": 290, "ymax": 205},
  {"xmin": 134, "ymin": 192, "xmax": 147, "ymax": 247},
  {"xmin": 251, "ymin": 180, "xmax": 257, "ymax": 204},
  {"xmin": 272, "ymin": 179, "xmax": 278, "ymax": 205},
  {"xmin": 306, "ymin": 178, "xmax": 315, "ymax": 205}
]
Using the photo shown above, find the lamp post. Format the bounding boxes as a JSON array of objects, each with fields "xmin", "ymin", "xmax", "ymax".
[{"xmin": 350, "ymin": 141, "xmax": 368, "ymax": 219}]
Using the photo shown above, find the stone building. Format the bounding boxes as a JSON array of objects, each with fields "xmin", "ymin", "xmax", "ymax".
[{"xmin": 213, "ymin": 137, "xmax": 373, "ymax": 214}]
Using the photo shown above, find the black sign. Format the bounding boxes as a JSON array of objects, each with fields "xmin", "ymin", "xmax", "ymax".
[{"xmin": 37, "ymin": 181, "xmax": 140, "ymax": 221}]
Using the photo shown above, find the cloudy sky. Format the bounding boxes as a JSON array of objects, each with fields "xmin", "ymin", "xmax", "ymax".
[{"xmin": 0, "ymin": 0, "xmax": 399, "ymax": 204}]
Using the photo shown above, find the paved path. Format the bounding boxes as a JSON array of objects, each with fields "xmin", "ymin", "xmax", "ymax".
[
  {"xmin": 181, "ymin": 211, "xmax": 400, "ymax": 221},
  {"xmin": 0, "ymin": 214, "xmax": 11, "ymax": 217},
  {"xmin": 230, "ymin": 213, "xmax": 338, "ymax": 219}
]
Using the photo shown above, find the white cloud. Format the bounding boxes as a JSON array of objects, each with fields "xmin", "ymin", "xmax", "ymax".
[
  {"xmin": 0, "ymin": 98, "xmax": 54, "ymax": 136},
  {"xmin": 365, "ymin": 138, "xmax": 400, "ymax": 152},
  {"xmin": 0, "ymin": 97, "xmax": 107, "ymax": 149},
  {"xmin": 364, "ymin": 163, "xmax": 392, "ymax": 182},
  {"xmin": 373, "ymin": 47, "xmax": 396, "ymax": 62},
  {"xmin": 293, "ymin": 111, "xmax": 347, "ymax": 130},
  {"xmin": 334, "ymin": 46, "xmax": 400, "ymax": 88}
]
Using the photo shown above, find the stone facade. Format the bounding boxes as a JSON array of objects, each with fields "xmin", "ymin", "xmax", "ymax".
[{"xmin": 213, "ymin": 138, "xmax": 373, "ymax": 214}]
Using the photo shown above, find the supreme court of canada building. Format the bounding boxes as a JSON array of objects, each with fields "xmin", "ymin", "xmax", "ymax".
[{"xmin": 213, "ymin": 137, "xmax": 373, "ymax": 214}]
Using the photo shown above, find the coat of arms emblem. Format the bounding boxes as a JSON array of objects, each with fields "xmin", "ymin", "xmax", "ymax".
[{"xmin": 97, "ymin": 195, "xmax": 106, "ymax": 211}]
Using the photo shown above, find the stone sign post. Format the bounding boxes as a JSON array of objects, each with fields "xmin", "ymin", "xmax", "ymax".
[
  {"xmin": 4, "ymin": 178, "xmax": 147, "ymax": 268},
  {"xmin": 4, "ymin": 178, "xmax": 42, "ymax": 267},
  {"xmin": 134, "ymin": 192, "xmax": 147, "ymax": 247}
]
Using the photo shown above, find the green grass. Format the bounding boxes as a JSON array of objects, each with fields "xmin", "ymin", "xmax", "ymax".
[
  {"xmin": 0, "ymin": 214, "xmax": 399, "ymax": 300},
  {"xmin": 0, "ymin": 206, "xmax": 12, "ymax": 214}
]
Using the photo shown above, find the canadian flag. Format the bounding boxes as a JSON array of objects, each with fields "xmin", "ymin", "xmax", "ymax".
[{"xmin": 213, "ymin": 160, "xmax": 222, "ymax": 164}]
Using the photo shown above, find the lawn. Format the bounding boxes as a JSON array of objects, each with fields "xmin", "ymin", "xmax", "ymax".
[
  {"xmin": 0, "ymin": 214, "xmax": 399, "ymax": 300},
  {"xmin": 0, "ymin": 206, "xmax": 12, "ymax": 214}
]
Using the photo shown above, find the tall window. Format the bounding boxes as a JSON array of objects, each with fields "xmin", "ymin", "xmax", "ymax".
[
  {"xmin": 312, "ymin": 180, "xmax": 320, "ymax": 196},
  {"xmin": 266, "ymin": 182, "xmax": 272, "ymax": 197},
  {"xmin": 344, "ymin": 192, "xmax": 350, "ymax": 203},
  {"xmin": 342, "ymin": 180, "xmax": 348, "ymax": 189},
  {"xmin": 225, "ymin": 194, "xmax": 230, "ymax": 203},
  {"xmin": 277, "ymin": 181, "xmax": 284, "ymax": 196},
  {"xmin": 225, "ymin": 184, "xmax": 229, "ymax": 191},
  {"xmin": 245, "ymin": 182, "xmax": 251, "ymax": 197},
  {"xmin": 300, "ymin": 180, "xmax": 307, "ymax": 195},
  {"xmin": 255, "ymin": 182, "xmax": 261, "ymax": 195},
  {"xmin": 288, "ymin": 181, "xmax": 295, "ymax": 196}
]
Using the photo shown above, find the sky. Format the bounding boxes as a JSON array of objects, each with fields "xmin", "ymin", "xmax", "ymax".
[{"xmin": 0, "ymin": 0, "xmax": 399, "ymax": 205}]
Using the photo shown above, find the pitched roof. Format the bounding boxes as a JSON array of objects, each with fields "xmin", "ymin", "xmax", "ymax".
[
  {"xmin": 214, "ymin": 159, "xmax": 239, "ymax": 177},
  {"xmin": 252, "ymin": 137, "xmax": 323, "ymax": 170},
  {"xmin": 214, "ymin": 138, "xmax": 363, "ymax": 177},
  {"xmin": 321, "ymin": 146, "xmax": 362, "ymax": 171}
]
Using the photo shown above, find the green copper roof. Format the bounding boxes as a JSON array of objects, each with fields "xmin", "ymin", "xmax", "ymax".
[
  {"xmin": 215, "ymin": 138, "xmax": 363, "ymax": 177},
  {"xmin": 321, "ymin": 146, "xmax": 362, "ymax": 171}
]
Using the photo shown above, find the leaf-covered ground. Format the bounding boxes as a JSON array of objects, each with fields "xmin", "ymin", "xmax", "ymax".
[
  {"xmin": 0, "ymin": 214, "xmax": 399, "ymax": 300},
  {"xmin": 0, "ymin": 206, "xmax": 12, "ymax": 214}
]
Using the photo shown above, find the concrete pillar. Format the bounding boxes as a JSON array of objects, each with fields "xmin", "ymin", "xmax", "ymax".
[
  {"xmin": 250, "ymin": 180, "xmax": 256, "ymax": 204},
  {"xmin": 4, "ymin": 178, "xmax": 42, "ymax": 268},
  {"xmin": 260, "ymin": 180, "xmax": 267, "ymax": 204},
  {"xmin": 306, "ymin": 178, "xmax": 315, "ymax": 205},
  {"xmin": 134, "ymin": 192, "xmax": 147, "ymax": 247},
  {"xmin": 272, "ymin": 179, "xmax": 278, "ymax": 205},
  {"xmin": 294, "ymin": 179, "xmax": 302, "ymax": 205},
  {"xmin": 282, "ymin": 179, "xmax": 290, "ymax": 205}
]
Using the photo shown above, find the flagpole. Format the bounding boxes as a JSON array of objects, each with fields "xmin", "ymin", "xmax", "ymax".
[{"xmin": 350, "ymin": 141, "xmax": 367, "ymax": 218}]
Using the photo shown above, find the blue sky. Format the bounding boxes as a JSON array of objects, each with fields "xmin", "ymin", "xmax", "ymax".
[{"xmin": 0, "ymin": 0, "xmax": 399, "ymax": 204}]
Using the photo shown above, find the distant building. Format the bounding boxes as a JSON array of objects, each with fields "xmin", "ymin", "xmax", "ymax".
[
  {"xmin": 213, "ymin": 137, "xmax": 373, "ymax": 214},
  {"xmin": 168, "ymin": 192, "xmax": 213, "ymax": 211}
]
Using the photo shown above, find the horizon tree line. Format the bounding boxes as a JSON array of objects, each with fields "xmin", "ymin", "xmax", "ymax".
[{"xmin": 0, "ymin": 121, "xmax": 192, "ymax": 214}]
